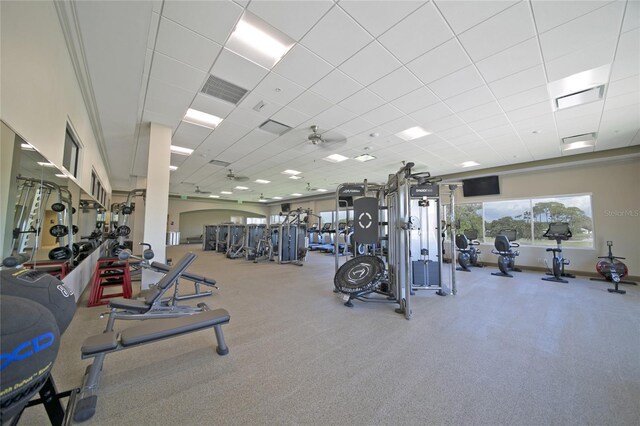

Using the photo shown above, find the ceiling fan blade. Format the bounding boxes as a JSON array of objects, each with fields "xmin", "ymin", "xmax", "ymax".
[{"xmin": 233, "ymin": 175, "xmax": 250, "ymax": 182}]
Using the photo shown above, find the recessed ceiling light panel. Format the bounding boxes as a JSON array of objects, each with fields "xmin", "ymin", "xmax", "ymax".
[
  {"xmin": 396, "ymin": 126, "xmax": 431, "ymax": 141},
  {"xmin": 317, "ymin": 189, "xmax": 329, "ymax": 192},
  {"xmin": 221, "ymin": 191, "xmax": 233, "ymax": 195},
  {"xmin": 291, "ymin": 193, "xmax": 302, "ymax": 196},
  {"xmin": 548, "ymin": 64, "xmax": 610, "ymax": 110},
  {"xmin": 255, "ymin": 179, "xmax": 271, "ymax": 184},
  {"xmin": 21, "ymin": 143, "xmax": 35, "ymax": 151},
  {"xmin": 183, "ymin": 108, "xmax": 223, "ymax": 129},
  {"xmin": 323, "ymin": 154, "xmax": 349, "ymax": 163},
  {"xmin": 272, "ymin": 196, "xmax": 283, "ymax": 200},
  {"xmin": 354, "ymin": 154, "xmax": 376, "ymax": 162},
  {"xmin": 460, "ymin": 161, "xmax": 480, "ymax": 168},
  {"xmin": 282, "ymin": 169, "xmax": 301, "ymax": 175},
  {"xmin": 235, "ymin": 186, "xmax": 249, "ymax": 190},
  {"xmin": 170, "ymin": 145, "xmax": 194, "ymax": 156},
  {"xmin": 209, "ymin": 195, "xmax": 220, "ymax": 198},
  {"xmin": 169, "ymin": 165, "xmax": 178, "ymax": 171},
  {"xmin": 289, "ymin": 176, "xmax": 303, "ymax": 180},
  {"xmin": 562, "ymin": 133, "xmax": 596, "ymax": 151}
]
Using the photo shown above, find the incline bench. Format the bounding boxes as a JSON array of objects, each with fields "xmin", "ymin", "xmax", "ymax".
[{"xmin": 73, "ymin": 253, "xmax": 231, "ymax": 422}]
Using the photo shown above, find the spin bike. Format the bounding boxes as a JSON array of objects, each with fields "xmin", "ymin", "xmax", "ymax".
[
  {"xmin": 541, "ymin": 222, "xmax": 574, "ymax": 283},
  {"xmin": 455, "ymin": 229, "xmax": 483, "ymax": 272},
  {"xmin": 590, "ymin": 241, "xmax": 636, "ymax": 294}
]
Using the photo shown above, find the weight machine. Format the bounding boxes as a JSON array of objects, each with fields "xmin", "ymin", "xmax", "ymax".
[
  {"xmin": 277, "ymin": 208, "xmax": 308, "ymax": 266},
  {"xmin": 108, "ymin": 188, "xmax": 145, "ymax": 256}
]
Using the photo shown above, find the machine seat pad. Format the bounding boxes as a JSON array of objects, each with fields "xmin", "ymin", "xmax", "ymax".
[
  {"xmin": 120, "ymin": 309, "xmax": 230, "ymax": 347},
  {"xmin": 109, "ymin": 298, "xmax": 150, "ymax": 312},
  {"xmin": 82, "ymin": 331, "xmax": 118, "ymax": 356}
]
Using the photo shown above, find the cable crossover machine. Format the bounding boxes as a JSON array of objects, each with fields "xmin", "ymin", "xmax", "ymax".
[{"xmin": 333, "ymin": 162, "xmax": 460, "ymax": 319}]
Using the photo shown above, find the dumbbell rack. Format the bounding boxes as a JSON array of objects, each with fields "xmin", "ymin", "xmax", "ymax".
[{"xmin": 88, "ymin": 257, "xmax": 132, "ymax": 306}]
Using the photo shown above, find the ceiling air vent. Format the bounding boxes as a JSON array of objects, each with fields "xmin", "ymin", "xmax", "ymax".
[
  {"xmin": 209, "ymin": 159, "xmax": 231, "ymax": 167},
  {"xmin": 201, "ymin": 75, "xmax": 248, "ymax": 105},
  {"xmin": 259, "ymin": 119, "xmax": 292, "ymax": 135}
]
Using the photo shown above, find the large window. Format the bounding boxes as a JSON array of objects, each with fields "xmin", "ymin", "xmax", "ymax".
[
  {"xmin": 454, "ymin": 194, "xmax": 593, "ymax": 248},
  {"xmin": 63, "ymin": 126, "xmax": 80, "ymax": 177},
  {"xmin": 247, "ymin": 217, "xmax": 266, "ymax": 225}
]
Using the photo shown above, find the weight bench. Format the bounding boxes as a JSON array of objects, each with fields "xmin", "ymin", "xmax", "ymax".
[
  {"xmin": 148, "ymin": 260, "xmax": 218, "ymax": 301},
  {"xmin": 73, "ymin": 308, "xmax": 230, "ymax": 422}
]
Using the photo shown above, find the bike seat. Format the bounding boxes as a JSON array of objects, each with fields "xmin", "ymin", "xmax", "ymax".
[{"xmin": 546, "ymin": 248, "xmax": 561, "ymax": 253}]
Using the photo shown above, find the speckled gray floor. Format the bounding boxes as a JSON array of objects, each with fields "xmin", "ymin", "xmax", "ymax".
[{"xmin": 19, "ymin": 245, "xmax": 640, "ymax": 425}]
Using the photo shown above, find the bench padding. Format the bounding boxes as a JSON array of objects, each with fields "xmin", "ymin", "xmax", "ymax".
[
  {"xmin": 108, "ymin": 298, "xmax": 149, "ymax": 311},
  {"xmin": 120, "ymin": 309, "xmax": 230, "ymax": 346},
  {"xmin": 82, "ymin": 331, "xmax": 118, "ymax": 356}
]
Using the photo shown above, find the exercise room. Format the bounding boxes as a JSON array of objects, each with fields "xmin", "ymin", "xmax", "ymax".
[{"xmin": 1, "ymin": 1, "xmax": 639, "ymax": 425}]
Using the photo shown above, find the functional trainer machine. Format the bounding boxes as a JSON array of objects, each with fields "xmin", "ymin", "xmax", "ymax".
[{"xmin": 541, "ymin": 222, "xmax": 574, "ymax": 283}]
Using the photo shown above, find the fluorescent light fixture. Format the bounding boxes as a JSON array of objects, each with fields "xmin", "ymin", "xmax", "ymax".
[
  {"xmin": 460, "ymin": 161, "xmax": 480, "ymax": 168},
  {"xmin": 226, "ymin": 12, "xmax": 295, "ymax": 69},
  {"xmin": 255, "ymin": 179, "xmax": 271, "ymax": 184},
  {"xmin": 354, "ymin": 154, "xmax": 376, "ymax": 162},
  {"xmin": 183, "ymin": 108, "xmax": 223, "ymax": 129},
  {"xmin": 209, "ymin": 195, "xmax": 220, "ymax": 198},
  {"xmin": 272, "ymin": 196, "xmax": 283, "ymax": 200},
  {"xmin": 55, "ymin": 174, "xmax": 67, "ymax": 178},
  {"xmin": 323, "ymin": 154, "xmax": 349, "ymax": 163},
  {"xmin": 289, "ymin": 176, "xmax": 303, "ymax": 180},
  {"xmin": 170, "ymin": 145, "xmax": 194, "ymax": 156},
  {"xmin": 396, "ymin": 126, "xmax": 431, "ymax": 141},
  {"xmin": 221, "ymin": 191, "xmax": 233, "ymax": 195},
  {"xmin": 291, "ymin": 193, "xmax": 302, "ymax": 196},
  {"xmin": 235, "ymin": 186, "xmax": 249, "ymax": 190},
  {"xmin": 169, "ymin": 165, "xmax": 178, "ymax": 171},
  {"xmin": 548, "ymin": 65, "xmax": 610, "ymax": 111},
  {"xmin": 21, "ymin": 143, "xmax": 35, "ymax": 151},
  {"xmin": 562, "ymin": 133, "xmax": 596, "ymax": 152},
  {"xmin": 317, "ymin": 189, "xmax": 329, "ymax": 192},
  {"xmin": 282, "ymin": 169, "xmax": 301, "ymax": 175},
  {"xmin": 37, "ymin": 162, "xmax": 56, "ymax": 167},
  {"xmin": 563, "ymin": 141, "xmax": 594, "ymax": 151},
  {"xmin": 556, "ymin": 85, "xmax": 604, "ymax": 110}
]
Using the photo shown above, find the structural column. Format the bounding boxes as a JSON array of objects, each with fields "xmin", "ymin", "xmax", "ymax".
[{"xmin": 142, "ymin": 123, "xmax": 171, "ymax": 289}]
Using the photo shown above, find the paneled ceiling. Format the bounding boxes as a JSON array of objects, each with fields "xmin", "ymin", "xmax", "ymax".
[{"xmin": 73, "ymin": 0, "xmax": 640, "ymax": 202}]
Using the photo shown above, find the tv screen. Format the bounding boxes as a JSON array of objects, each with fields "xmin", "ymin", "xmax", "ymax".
[
  {"xmin": 462, "ymin": 176, "xmax": 500, "ymax": 197},
  {"xmin": 281, "ymin": 203, "xmax": 290, "ymax": 212}
]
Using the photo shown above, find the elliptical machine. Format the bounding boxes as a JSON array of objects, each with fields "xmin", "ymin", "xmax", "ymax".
[
  {"xmin": 590, "ymin": 241, "xmax": 636, "ymax": 294},
  {"xmin": 541, "ymin": 222, "xmax": 574, "ymax": 283},
  {"xmin": 491, "ymin": 229, "xmax": 521, "ymax": 278},
  {"xmin": 455, "ymin": 229, "xmax": 483, "ymax": 272}
]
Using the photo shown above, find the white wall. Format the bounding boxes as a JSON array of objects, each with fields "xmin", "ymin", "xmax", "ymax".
[
  {"xmin": 179, "ymin": 209, "xmax": 266, "ymax": 242},
  {"xmin": 168, "ymin": 198, "xmax": 268, "ymax": 232}
]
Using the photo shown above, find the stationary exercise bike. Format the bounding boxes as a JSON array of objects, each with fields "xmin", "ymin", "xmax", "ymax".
[
  {"xmin": 455, "ymin": 229, "xmax": 483, "ymax": 272},
  {"xmin": 491, "ymin": 229, "xmax": 521, "ymax": 278},
  {"xmin": 590, "ymin": 241, "xmax": 636, "ymax": 294},
  {"xmin": 541, "ymin": 222, "xmax": 574, "ymax": 284}
]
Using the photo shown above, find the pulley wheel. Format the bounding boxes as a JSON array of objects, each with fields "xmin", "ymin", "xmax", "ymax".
[
  {"xmin": 334, "ymin": 255, "xmax": 385, "ymax": 294},
  {"xmin": 51, "ymin": 202, "xmax": 66, "ymax": 212},
  {"xmin": 49, "ymin": 224, "xmax": 68, "ymax": 237}
]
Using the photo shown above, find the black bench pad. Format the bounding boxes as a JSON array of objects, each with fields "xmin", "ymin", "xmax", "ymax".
[
  {"xmin": 82, "ymin": 331, "xmax": 118, "ymax": 356},
  {"xmin": 150, "ymin": 261, "xmax": 216, "ymax": 286},
  {"xmin": 120, "ymin": 309, "xmax": 230, "ymax": 346},
  {"xmin": 109, "ymin": 298, "xmax": 149, "ymax": 312}
]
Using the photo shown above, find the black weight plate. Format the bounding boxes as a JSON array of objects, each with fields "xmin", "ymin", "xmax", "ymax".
[
  {"xmin": 116, "ymin": 225, "xmax": 131, "ymax": 236},
  {"xmin": 48, "ymin": 246, "xmax": 72, "ymax": 260},
  {"xmin": 95, "ymin": 221, "xmax": 104, "ymax": 229},
  {"xmin": 49, "ymin": 224, "xmax": 68, "ymax": 237},
  {"xmin": 72, "ymin": 225, "xmax": 79, "ymax": 234},
  {"xmin": 51, "ymin": 202, "xmax": 66, "ymax": 212},
  {"xmin": 122, "ymin": 206, "xmax": 133, "ymax": 215},
  {"xmin": 71, "ymin": 207, "xmax": 76, "ymax": 214},
  {"xmin": 334, "ymin": 255, "xmax": 385, "ymax": 294}
]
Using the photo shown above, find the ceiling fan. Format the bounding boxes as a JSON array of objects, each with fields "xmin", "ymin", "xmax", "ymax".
[
  {"xmin": 306, "ymin": 182, "xmax": 320, "ymax": 192},
  {"xmin": 193, "ymin": 185, "xmax": 211, "ymax": 194},
  {"xmin": 307, "ymin": 125, "xmax": 346, "ymax": 146},
  {"xmin": 226, "ymin": 169, "xmax": 249, "ymax": 182}
]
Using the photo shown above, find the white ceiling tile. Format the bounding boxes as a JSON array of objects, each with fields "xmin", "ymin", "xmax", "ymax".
[
  {"xmin": 312, "ymin": 105, "xmax": 358, "ymax": 129},
  {"xmin": 146, "ymin": 77, "xmax": 193, "ymax": 113},
  {"xmin": 507, "ymin": 100, "xmax": 554, "ymax": 123},
  {"xmin": 142, "ymin": 109, "xmax": 181, "ymax": 130},
  {"xmin": 272, "ymin": 44, "xmax": 333, "ymax": 87},
  {"xmin": 390, "ymin": 86, "xmax": 440, "ymax": 114},
  {"xmin": 406, "ymin": 38, "xmax": 471, "ymax": 85},
  {"xmin": 476, "ymin": 124, "xmax": 516, "ymax": 139},
  {"xmin": 538, "ymin": 2, "xmax": 625, "ymax": 61},
  {"xmin": 378, "ymin": 2, "xmax": 453, "ymax": 63},
  {"xmin": 489, "ymin": 65, "xmax": 547, "ymax": 98},
  {"xmin": 247, "ymin": 0, "xmax": 333, "ymax": 40},
  {"xmin": 150, "ymin": 52, "xmax": 207, "ymax": 93},
  {"xmin": 334, "ymin": 117, "xmax": 376, "ymax": 138},
  {"xmin": 210, "ymin": 49, "xmax": 269, "ymax": 91},
  {"xmin": 190, "ymin": 93, "xmax": 235, "ymax": 119},
  {"xmin": 161, "ymin": 0, "xmax": 243, "ymax": 44},
  {"xmin": 171, "ymin": 122, "xmax": 213, "ymax": 149},
  {"xmin": 287, "ymin": 91, "xmax": 333, "ymax": 117},
  {"xmin": 339, "ymin": 41, "xmax": 402, "ymax": 86},
  {"xmin": 511, "ymin": 114, "xmax": 556, "ymax": 134},
  {"xmin": 605, "ymin": 92, "xmax": 640, "ymax": 113},
  {"xmin": 409, "ymin": 102, "xmax": 453, "ymax": 125},
  {"xmin": 380, "ymin": 115, "xmax": 421, "ymax": 135},
  {"xmin": 476, "ymin": 37, "xmax": 542, "ymax": 83},
  {"xmin": 155, "ymin": 17, "xmax": 222, "ymax": 72},
  {"xmin": 497, "ymin": 85, "xmax": 550, "ymax": 112},
  {"xmin": 225, "ymin": 106, "xmax": 274, "ymax": 129},
  {"xmin": 300, "ymin": 6, "xmax": 373, "ymax": 66},
  {"xmin": 531, "ymin": 0, "xmax": 614, "ymax": 34},
  {"xmin": 434, "ymin": 0, "xmax": 519, "ymax": 34},
  {"xmin": 444, "ymin": 85, "xmax": 495, "ymax": 113},
  {"xmin": 339, "ymin": 0, "xmax": 423, "ymax": 37},
  {"xmin": 428, "ymin": 66, "xmax": 485, "ymax": 99},
  {"xmin": 457, "ymin": 101, "xmax": 504, "ymax": 124},
  {"xmin": 310, "ymin": 69, "xmax": 363, "ymax": 103},
  {"xmin": 367, "ymin": 67, "xmax": 423, "ymax": 102},
  {"xmin": 468, "ymin": 114, "xmax": 511, "ymax": 132},
  {"xmin": 606, "ymin": 74, "xmax": 639, "ymax": 98},
  {"xmin": 338, "ymin": 88, "xmax": 386, "ymax": 115},
  {"xmin": 148, "ymin": 12, "xmax": 159, "ymax": 49},
  {"xmin": 437, "ymin": 125, "xmax": 476, "ymax": 141},
  {"xmin": 610, "ymin": 28, "xmax": 640, "ymax": 82},
  {"xmin": 270, "ymin": 107, "xmax": 311, "ymax": 128},
  {"xmin": 360, "ymin": 104, "xmax": 405, "ymax": 126},
  {"xmin": 622, "ymin": 0, "xmax": 640, "ymax": 33},
  {"xmin": 458, "ymin": 1, "xmax": 536, "ymax": 62},
  {"xmin": 253, "ymin": 73, "xmax": 305, "ymax": 105},
  {"xmin": 237, "ymin": 91, "xmax": 284, "ymax": 117},
  {"xmin": 554, "ymin": 100, "xmax": 604, "ymax": 122},
  {"xmin": 555, "ymin": 113, "xmax": 601, "ymax": 138},
  {"xmin": 428, "ymin": 114, "xmax": 465, "ymax": 132}
]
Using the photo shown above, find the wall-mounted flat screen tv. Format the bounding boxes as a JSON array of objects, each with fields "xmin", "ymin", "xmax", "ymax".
[{"xmin": 462, "ymin": 176, "xmax": 500, "ymax": 197}]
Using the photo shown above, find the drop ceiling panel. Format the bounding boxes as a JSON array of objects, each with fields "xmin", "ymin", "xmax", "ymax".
[
  {"xmin": 406, "ymin": 38, "xmax": 471, "ymax": 85},
  {"xmin": 434, "ymin": 0, "xmax": 519, "ymax": 34},
  {"xmin": 506, "ymin": 100, "xmax": 554, "ymax": 123},
  {"xmin": 538, "ymin": 2, "xmax": 625, "ymax": 61},
  {"xmin": 148, "ymin": 12, "xmax": 159, "ymax": 49},
  {"xmin": 545, "ymin": 39, "xmax": 617, "ymax": 83},
  {"xmin": 225, "ymin": 107, "xmax": 276, "ymax": 129},
  {"xmin": 155, "ymin": 17, "xmax": 222, "ymax": 72},
  {"xmin": 511, "ymin": 114, "xmax": 556, "ymax": 134},
  {"xmin": 456, "ymin": 101, "xmax": 504, "ymax": 124},
  {"xmin": 360, "ymin": 104, "xmax": 405, "ymax": 125},
  {"xmin": 312, "ymin": 105, "xmax": 358, "ymax": 129},
  {"xmin": 531, "ymin": 0, "xmax": 613, "ymax": 34},
  {"xmin": 606, "ymin": 74, "xmax": 640, "ymax": 98},
  {"xmin": 497, "ymin": 85, "xmax": 550, "ymax": 112},
  {"xmin": 390, "ymin": 86, "xmax": 440, "ymax": 114},
  {"xmin": 287, "ymin": 91, "xmax": 333, "ymax": 117},
  {"xmin": 367, "ymin": 67, "xmax": 423, "ymax": 102},
  {"xmin": 142, "ymin": 110, "xmax": 182, "ymax": 130},
  {"xmin": 270, "ymin": 107, "xmax": 312, "ymax": 128},
  {"xmin": 150, "ymin": 52, "xmax": 207, "ymax": 93},
  {"xmin": 145, "ymin": 77, "xmax": 193, "ymax": 114},
  {"xmin": 253, "ymin": 73, "xmax": 306, "ymax": 105},
  {"xmin": 210, "ymin": 49, "xmax": 269, "ymax": 92},
  {"xmin": 605, "ymin": 92, "xmax": 640, "ymax": 112},
  {"xmin": 339, "ymin": 41, "xmax": 402, "ymax": 86},
  {"xmin": 457, "ymin": 1, "xmax": 535, "ymax": 61},
  {"xmin": 378, "ymin": 2, "xmax": 453, "ymax": 63},
  {"xmin": 171, "ymin": 123, "xmax": 212, "ymax": 150},
  {"xmin": 427, "ymin": 114, "xmax": 466, "ymax": 132},
  {"xmin": 237, "ymin": 91, "xmax": 284, "ymax": 117},
  {"xmin": 489, "ymin": 65, "xmax": 547, "ymax": 98},
  {"xmin": 272, "ymin": 44, "xmax": 333, "ymax": 87},
  {"xmin": 338, "ymin": 89, "xmax": 386, "ymax": 115},
  {"xmin": 444, "ymin": 85, "xmax": 495, "ymax": 113},
  {"xmin": 190, "ymin": 93, "xmax": 235, "ymax": 119},
  {"xmin": 621, "ymin": 0, "xmax": 640, "ymax": 33},
  {"xmin": 609, "ymin": 28, "xmax": 640, "ymax": 82},
  {"xmin": 554, "ymin": 100, "xmax": 604, "ymax": 121},
  {"xmin": 247, "ymin": 0, "xmax": 333, "ymax": 40},
  {"xmin": 437, "ymin": 124, "xmax": 476, "ymax": 141},
  {"xmin": 428, "ymin": 65, "xmax": 485, "ymax": 99},
  {"xmin": 161, "ymin": 0, "xmax": 243, "ymax": 45},
  {"xmin": 310, "ymin": 69, "xmax": 363, "ymax": 103},
  {"xmin": 300, "ymin": 6, "xmax": 373, "ymax": 66},
  {"xmin": 409, "ymin": 102, "xmax": 454, "ymax": 125},
  {"xmin": 555, "ymin": 113, "xmax": 601, "ymax": 138},
  {"xmin": 380, "ymin": 115, "xmax": 421, "ymax": 135},
  {"xmin": 468, "ymin": 114, "xmax": 511, "ymax": 132},
  {"xmin": 338, "ymin": 0, "xmax": 423, "ymax": 37},
  {"xmin": 476, "ymin": 37, "xmax": 542, "ymax": 83}
]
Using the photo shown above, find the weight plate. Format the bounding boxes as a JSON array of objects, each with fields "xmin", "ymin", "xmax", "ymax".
[
  {"xmin": 71, "ymin": 207, "xmax": 77, "ymax": 215},
  {"xmin": 51, "ymin": 202, "xmax": 66, "ymax": 212},
  {"xmin": 122, "ymin": 206, "xmax": 133, "ymax": 215},
  {"xmin": 116, "ymin": 225, "xmax": 131, "ymax": 236},
  {"xmin": 48, "ymin": 246, "xmax": 72, "ymax": 260},
  {"xmin": 72, "ymin": 225, "xmax": 79, "ymax": 235},
  {"xmin": 334, "ymin": 255, "xmax": 385, "ymax": 294},
  {"xmin": 49, "ymin": 224, "xmax": 68, "ymax": 237}
]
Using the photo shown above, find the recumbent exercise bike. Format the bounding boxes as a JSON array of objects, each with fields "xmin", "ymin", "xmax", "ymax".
[
  {"xmin": 455, "ymin": 229, "xmax": 483, "ymax": 272},
  {"xmin": 491, "ymin": 229, "xmax": 521, "ymax": 278}
]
